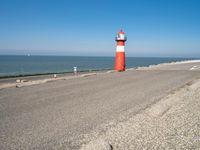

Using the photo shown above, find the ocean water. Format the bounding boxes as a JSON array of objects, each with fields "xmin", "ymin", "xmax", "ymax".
[{"xmin": 0, "ymin": 55, "xmax": 195, "ymax": 77}]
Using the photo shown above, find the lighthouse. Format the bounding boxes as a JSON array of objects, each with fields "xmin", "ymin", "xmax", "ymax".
[{"xmin": 114, "ymin": 29, "xmax": 127, "ymax": 71}]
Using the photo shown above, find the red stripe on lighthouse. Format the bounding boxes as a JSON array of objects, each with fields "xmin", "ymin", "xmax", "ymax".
[{"xmin": 117, "ymin": 41, "xmax": 125, "ymax": 46}]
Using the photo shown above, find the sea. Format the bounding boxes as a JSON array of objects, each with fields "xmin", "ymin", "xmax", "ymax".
[{"xmin": 0, "ymin": 55, "xmax": 196, "ymax": 77}]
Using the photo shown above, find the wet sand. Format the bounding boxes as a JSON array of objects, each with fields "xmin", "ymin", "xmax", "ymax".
[{"xmin": 0, "ymin": 60, "xmax": 200, "ymax": 149}]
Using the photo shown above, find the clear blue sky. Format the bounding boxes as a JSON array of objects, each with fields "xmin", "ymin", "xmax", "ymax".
[{"xmin": 0, "ymin": 0, "xmax": 200, "ymax": 57}]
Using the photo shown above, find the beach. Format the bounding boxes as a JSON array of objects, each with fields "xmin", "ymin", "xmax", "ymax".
[{"xmin": 0, "ymin": 60, "xmax": 200, "ymax": 149}]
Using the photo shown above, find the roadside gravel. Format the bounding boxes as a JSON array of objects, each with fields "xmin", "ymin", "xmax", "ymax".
[{"xmin": 81, "ymin": 79, "xmax": 200, "ymax": 150}]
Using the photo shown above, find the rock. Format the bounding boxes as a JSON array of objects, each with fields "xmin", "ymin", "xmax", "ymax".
[
  {"xmin": 21, "ymin": 79, "xmax": 28, "ymax": 82},
  {"xmin": 16, "ymin": 84, "xmax": 21, "ymax": 88},
  {"xmin": 16, "ymin": 79, "xmax": 21, "ymax": 83}
]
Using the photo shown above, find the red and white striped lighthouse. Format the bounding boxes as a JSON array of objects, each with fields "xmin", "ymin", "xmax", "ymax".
[{"xmin": 114, "ymin": 29, "xmax": 127, "ymax": 71}]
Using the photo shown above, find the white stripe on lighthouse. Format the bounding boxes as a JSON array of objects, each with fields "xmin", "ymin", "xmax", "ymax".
[{"xmin": 116, "ymin": 45, "xmax": 125, "ymax": 52}]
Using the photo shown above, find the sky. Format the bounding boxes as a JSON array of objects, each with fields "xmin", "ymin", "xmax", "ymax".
[{"xmin": 0, "ymin": 0, "xmax": 200, "ymax": 57}]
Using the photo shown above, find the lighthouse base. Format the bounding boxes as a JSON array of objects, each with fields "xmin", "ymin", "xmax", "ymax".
[{"xmin": 114, "ymin": 52, "xmax": 126, "ymax": 71}]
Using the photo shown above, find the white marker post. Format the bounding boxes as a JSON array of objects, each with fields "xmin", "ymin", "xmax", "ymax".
[{"xmin": 74, "ymin": 67, "xmax": 77, "ymax": 76}]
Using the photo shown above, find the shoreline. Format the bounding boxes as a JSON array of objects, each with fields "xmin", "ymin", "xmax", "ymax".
[
  {"xmin": 0, "ymin": 59, "xmax": 200, "ymax": 90},
  {"xmin": 1, "ymin": 59, "xmax": 200, "ymax": 79},
  {"xmin": 0, "ymin": 68, "xmax": 111, "ymax": 79},
  {"xmin": 0, "ymin": 58, "xmax": 199, "ymax": 79},
  {"xmin": 0, "ymin": 70, "xmax": 109, "ymax": 89}
]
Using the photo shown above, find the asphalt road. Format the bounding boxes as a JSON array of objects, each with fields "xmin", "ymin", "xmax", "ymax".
[{"xmin": 0, "ymin": 62, "xmax": 200, "ymax": 149}]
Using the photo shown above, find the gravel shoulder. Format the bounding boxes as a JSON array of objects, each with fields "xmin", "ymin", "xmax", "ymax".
[{"xmin": 81, "ymin": 79, "xmax": 200, "ymax": 150}]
